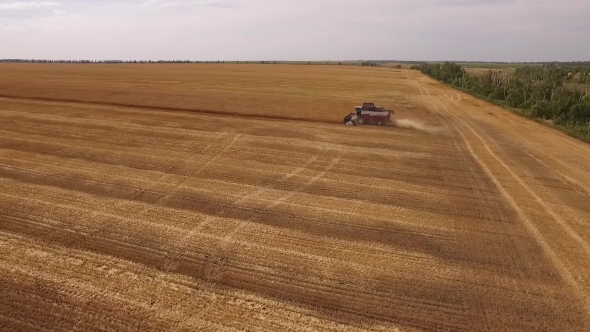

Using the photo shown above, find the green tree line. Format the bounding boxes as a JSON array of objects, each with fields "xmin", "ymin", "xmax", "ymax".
[{"xmin": 411, "ymin": 62, "xmax": 590, "ymax": 141}]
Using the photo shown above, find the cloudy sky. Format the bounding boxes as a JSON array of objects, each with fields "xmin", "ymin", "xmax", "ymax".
[{"xmin": 1, "ymin": 0, "xmax": 588, "ymax": 61}]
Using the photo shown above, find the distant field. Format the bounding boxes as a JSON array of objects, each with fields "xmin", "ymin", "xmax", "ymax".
[
  {"xmin": 464, "ymin": 67, "xmax": 516, "ymax": 76},
  {"xmin": 457, "ymin": 62, "xmax": 541, "ymax": 69}
]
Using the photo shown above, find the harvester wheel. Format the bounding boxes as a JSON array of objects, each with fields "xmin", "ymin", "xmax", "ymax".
[{"xmin": 376, "ymin": 120, "xmax": 382, "ymax": 126}]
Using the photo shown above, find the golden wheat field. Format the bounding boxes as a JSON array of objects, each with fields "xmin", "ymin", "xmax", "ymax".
[{"xmin": 0, "ymin": 64, "xmax": 589, "ymax": 332}]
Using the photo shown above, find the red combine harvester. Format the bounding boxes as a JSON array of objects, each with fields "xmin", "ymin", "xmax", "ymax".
[{"xmin": 343, "ymin": 103, "xmax": 394, "ymax": 126}]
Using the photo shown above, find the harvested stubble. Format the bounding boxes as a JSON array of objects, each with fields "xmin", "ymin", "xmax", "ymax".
[{"xmin": 0, "ymin": 64, "xmax": 589, "ymax": 332}]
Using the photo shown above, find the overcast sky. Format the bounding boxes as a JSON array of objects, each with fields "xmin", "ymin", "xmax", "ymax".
[{"xmin": 1, "ymin": 0, "xmax": 589, "ymax": 61}]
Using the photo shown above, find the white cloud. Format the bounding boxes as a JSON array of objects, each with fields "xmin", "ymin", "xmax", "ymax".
[{"xmin": 0, "ymin": 1, "xmax": 63, "ymax": 10}]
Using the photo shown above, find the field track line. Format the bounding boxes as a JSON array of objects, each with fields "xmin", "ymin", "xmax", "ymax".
[
  {"xmin": 154, "ymin": 147, "xmax": 331, "ymax": 277},
  {"xmin": 435, "ymin": 89, "xmax": 590, "ymax": 257},
  {"xmin": 218, "ymin": 148, "xmax": 345, "ymax": 247},
  {"xmin": 197, "ymin": 148, "xmax": 345, "ymax": 283},
  {"xmin": 438, "ymin": 90, "xmax": 590, "ymax": 188},
  {"xmin": 0, "ymin": 95, "xmax": 341, "ymax": 125},
  {"xmin": 437, "ymin": 88, "xmax": 590, "ymax": 199},
  {"xmin": 176, "ymin": 147, "xmax": 328, "ymax": 245},
  {"xmin": 415, "ymin": 78, "xmax": 590, "ymax": 314},
  {"xmin": 448, "ymin": 94, "xmax": 590, "ymax": 198},
  {"xmin": 519, "ymin": 148, "xmax": 590, "ymax": 197},
  {"xmin": 134, "ymin": 132, "xmax": 240, "ymax": 215},
  {"xmin": 434, "ymin": 80, "xmax": 590, "ymax": 160},
  {"xmin": 474, "ymin": 107, "xmax": 590, "ymax": 192}
]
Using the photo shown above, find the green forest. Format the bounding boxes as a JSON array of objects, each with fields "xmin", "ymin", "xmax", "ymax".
[{"xmin": 411, "ymin": 62, "xmax": 590, "ymax": 141}]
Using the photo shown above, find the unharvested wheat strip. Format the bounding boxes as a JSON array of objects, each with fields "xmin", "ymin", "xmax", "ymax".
[{"xmin": 0, "ymin": 97, "xmax": 256, "ymax": 130}]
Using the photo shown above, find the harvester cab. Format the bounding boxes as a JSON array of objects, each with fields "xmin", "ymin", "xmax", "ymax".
[{"xmin": 344, "ymin": 102, "xmax": 394, "ymax": 126}]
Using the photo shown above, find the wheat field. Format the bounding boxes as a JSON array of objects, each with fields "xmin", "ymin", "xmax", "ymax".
[{"xmin": 0, "ymin": 64, "xmax": 589, "ymax": 331}]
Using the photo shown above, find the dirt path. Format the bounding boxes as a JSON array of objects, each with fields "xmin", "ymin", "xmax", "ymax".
[{"xmin": 0, "ymin": 69, "xmax": 589, "ymax": 331}]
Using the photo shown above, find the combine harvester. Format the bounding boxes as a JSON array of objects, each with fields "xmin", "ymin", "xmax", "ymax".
[{"xmin": 343, "ymin": 102, "xmax": 394, "ymax": 126}]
